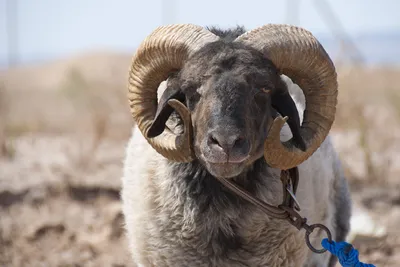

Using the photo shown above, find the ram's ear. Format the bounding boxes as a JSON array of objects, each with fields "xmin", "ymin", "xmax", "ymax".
[
  {"xmin": 147, "ymin": 86, "xmax": 185, "ymax": 138},
  {"xmin": 271, "ymin": 88, "xmax": 306, "ymax": 151}
]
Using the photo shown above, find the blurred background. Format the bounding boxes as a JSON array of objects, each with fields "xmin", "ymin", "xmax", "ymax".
[{"xmin": 0, "ymin": 0, "xmax": 399, "ymax": 266}]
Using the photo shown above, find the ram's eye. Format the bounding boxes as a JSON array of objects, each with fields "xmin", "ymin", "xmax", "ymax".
[
  {"xmin": 262, "ymin": 88, "xmax": 271, "ymax": 94},
  {"xmin": 187, "ymin": 91, "xmax": 200, "ymax": 102},
  {"xmin": 185, "ymin": 90, "xmax": 201, "ymax": 110}
]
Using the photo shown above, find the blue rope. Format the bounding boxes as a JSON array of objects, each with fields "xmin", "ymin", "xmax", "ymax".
[{"xmin": 321, "ymin": 238, "xmax": 376, "ymax": 267}]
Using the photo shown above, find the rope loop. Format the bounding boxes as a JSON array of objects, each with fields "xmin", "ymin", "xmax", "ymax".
[{"xmin": 321, "ymin": 238, "xmax": 376, "ymax": 267}]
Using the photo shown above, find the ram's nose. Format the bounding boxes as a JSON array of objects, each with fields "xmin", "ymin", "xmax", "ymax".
[{"xmin": 206, "ymin": 131, "xmax": 251, "ymax": 163}]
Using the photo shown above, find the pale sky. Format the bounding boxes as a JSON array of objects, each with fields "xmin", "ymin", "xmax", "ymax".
[{"xmin": 0, "ymin": 0, "xmax": 399, "ymax": 67}]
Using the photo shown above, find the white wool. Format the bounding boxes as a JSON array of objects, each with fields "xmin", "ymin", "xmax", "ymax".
[{"xmin": 121, "ymin": 76, "xmax": 351, "ymax": 267}]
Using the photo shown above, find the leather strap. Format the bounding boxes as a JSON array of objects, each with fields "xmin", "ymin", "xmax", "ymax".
[
  {"xmin": 216, "ymin": 167, "xmax": 299, "ymax": 220},
  {"xmin": 216, "ymin": 166, "xmax": 333, "ymax": 254}
]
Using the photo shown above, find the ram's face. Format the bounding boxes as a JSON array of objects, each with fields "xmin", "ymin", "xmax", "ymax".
[
  {"xmin": 130, "ymin": 24, "xmax": 339, "ymax": 173},
  {"xmin": 189, "ymin": 77, "xmax": 271, "ymax": 177},
  {"xmin": 147, "ymin": 42, "xmax": 305, "ymax": 179},
  {"xmin": 177, "ymin": 44, "xmax": 283, "ymax": 178}
]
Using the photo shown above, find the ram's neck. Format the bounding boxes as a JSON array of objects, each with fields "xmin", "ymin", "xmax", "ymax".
[
  {"xmin": 151, "ymin": 156, "xmax": 285, "ymax": 257},
  {"xmin": 166, "ymin": 158, "xmax": 281, "ymax": 214}
]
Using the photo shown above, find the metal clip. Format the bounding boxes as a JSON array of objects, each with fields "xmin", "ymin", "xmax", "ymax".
[
  {"xmin": 279, "ymin": 205, "xmax": 333, "ymax": 254},
  {"xmin": 286, "ymin": 182, "xmax": 301, "ymax": 211}
]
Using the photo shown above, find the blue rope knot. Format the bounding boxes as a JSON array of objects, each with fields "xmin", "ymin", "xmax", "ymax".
[{"xmin": 321, "ymin": 238, "xmax": 376, "ymax": 267}]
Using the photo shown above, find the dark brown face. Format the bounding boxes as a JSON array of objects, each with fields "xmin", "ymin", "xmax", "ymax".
[
  {"xmin": 147, "ymin": 41, "xmax": 304, "ymax": 178},
  {"xmin": 188, "ymin": 72, "xmax": 273, "ymax": 178}
]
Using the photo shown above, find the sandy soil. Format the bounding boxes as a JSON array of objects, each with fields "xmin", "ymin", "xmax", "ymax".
[
  {"xmin": 1, "ymin": 54, "xmax": 399, "ymax": 266},
  {"xmin": 0, "ymin": 134, "xmax": 134, "ymax": 267},
  {"xmin": 0, "ymin": 132, "xmax": 399, "ymax": 267}
]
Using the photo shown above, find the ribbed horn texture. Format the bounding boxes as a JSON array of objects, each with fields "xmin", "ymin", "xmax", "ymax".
[
  {"xmin": 235, "ymin": 24, "xmax": 338, "ymax": 170},
  {"xmin": 128, "ymin": 24, "xmax": 220, "ymax": 162}
]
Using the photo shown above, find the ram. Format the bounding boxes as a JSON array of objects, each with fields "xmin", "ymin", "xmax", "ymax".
[{"xmin": 121, "ymin": 23, "xmax": 352, "ymax": 267}]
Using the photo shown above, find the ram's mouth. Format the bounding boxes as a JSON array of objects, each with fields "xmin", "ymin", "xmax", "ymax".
[
  {"xmin": 208, "ymin": 163, "xmax": 246, "ymax": 178},
  {"xmin": 205, "ymin": 155, "xmax": 250, "ymax": 164},
  {"xmin": 202, "ymin": 158, "xmax": 247, "ymax": 178}
]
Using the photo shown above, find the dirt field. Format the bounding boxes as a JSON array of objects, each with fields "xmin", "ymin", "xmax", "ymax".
[{"xmin": 1, "ymin": 53, "xmax": 399, "ymax": 266}]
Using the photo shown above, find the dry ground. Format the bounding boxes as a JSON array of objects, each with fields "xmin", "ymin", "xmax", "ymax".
[{"xmin": 0, "ymin": 53, "xmax": 399, "ymax": 266}]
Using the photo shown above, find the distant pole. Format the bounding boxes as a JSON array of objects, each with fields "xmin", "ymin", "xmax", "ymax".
[
  {"xmin": 313, "ymin": 0, "xmax": 365, "ymax": 65},
  {"xmin": 286, "ymin": 0, "xmax": 300, "ymax": 25},
  {"xmin": 6, "ymin": 0, "xmax": 18, "ymax": 67},
  {"xmin": 162, "ymin": 0, "xmax": 177, "ymax": 25}
]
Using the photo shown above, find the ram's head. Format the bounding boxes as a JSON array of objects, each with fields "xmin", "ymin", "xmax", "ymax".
[{"xmin": 128, "ymin": 24, "xmax": 338, "ymax": 178}]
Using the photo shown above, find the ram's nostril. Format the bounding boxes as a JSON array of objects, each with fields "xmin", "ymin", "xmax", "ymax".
[
  {"xmin": 233, "ymin": 136, "xmax": 245, "ymax": 147},
  {"xmin": 207, "ymin": 131, "xmax": 249, "ymax": 154},
  {"xmin": 208, "ymin": 134, "xmax": 222, "ymax": 148}
]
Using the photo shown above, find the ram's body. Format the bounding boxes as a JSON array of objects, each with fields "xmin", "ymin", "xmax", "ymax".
[
  {"xmin": 121, "ymin": 26, "xmax": 352, "ymax": 267},
  {"xmin": 121, "ymin": 81, "xmax": 351, "ymax": 267}
]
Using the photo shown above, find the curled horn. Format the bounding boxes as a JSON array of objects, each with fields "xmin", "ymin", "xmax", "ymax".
[
  {"xmin": 235, "ymin": 24, "xmax": 338, "ymax": 170},
  {"xmin": 128, "ymin": 24, "xmax": 220, "ymax": 162}
]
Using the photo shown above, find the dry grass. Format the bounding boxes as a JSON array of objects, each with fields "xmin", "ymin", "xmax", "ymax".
[
  {"xmin": 0, "ymin": 90, "xmax": 17, "ymax": 160},
  {"xmin": 0, "ymin": 53, "xmax": 400, "ymax": 266},
  {"xmin": 333, "ymin": 66, "xmax": 400, "ymax": 185}
]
